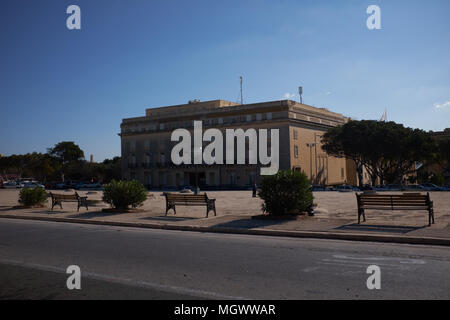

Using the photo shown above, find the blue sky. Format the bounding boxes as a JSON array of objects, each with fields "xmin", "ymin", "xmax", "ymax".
[{"xmin": 1, "ymin": 0, "xmax": 449, "ymax": 161}]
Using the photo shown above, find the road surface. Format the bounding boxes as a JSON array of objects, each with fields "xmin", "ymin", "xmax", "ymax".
[{"xmin": 0, "ymin": 218, "xmax": 448, "ymax": 299}]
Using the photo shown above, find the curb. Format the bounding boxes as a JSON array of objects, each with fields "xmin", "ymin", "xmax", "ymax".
[{"xmin": 0, "ymin": 214, "xmax": 449, "ymax": 246}]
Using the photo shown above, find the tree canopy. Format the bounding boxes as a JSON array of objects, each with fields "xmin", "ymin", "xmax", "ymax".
[
  {"xmin": 47, "ymin": 141, "xmax": 84, "ymax": 164},
  {"xmin": 1, "ymin": 142, "xmax": 121, "ymax": 183},
  {"xmin": 322, "ymin": 120, "xmax": 437, "ymax": 185}
]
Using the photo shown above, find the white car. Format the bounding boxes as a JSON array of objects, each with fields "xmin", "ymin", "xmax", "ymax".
[
  {"xmin": 23, "ymin": 182, "xmax": 45, "ymax": 189},
  {"xmin": 2, "ymin": 182, "xmax": 18, "ymax": 189}
]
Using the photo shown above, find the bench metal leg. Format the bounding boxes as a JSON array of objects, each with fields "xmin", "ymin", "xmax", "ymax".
[
  {"xmin": 52, "ymin": 200, "xmax": 62, "ymax": 210},
  {"xmin": 206, "ymin": 201, "xmax": 216, "ymax": 218},
  {"xmin": 165, "ymin": 202, "xmax": 176, "ymax": 215},
  {"xmin": 358, "ymin": 208, "xmax": 365, "ymax": 224},
  {"xmin": 77, "ymin": 199, "xmax": 88, "ymax": 212},
  {"xmin": 429, "ymin": 208, "xmax": 435, "ymax": 226}
]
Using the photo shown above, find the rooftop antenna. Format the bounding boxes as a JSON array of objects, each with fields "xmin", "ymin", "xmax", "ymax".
[
  {"xmin": 298, "ymin": 86, "xmax": 303, "ymax": 104},
  {"xmin": 240, "ymin": 76, "xmax": 243, "ymax": 105},
  {"xmin": 379, "ymin": 108, "xmax": 387, "ymax": 122}
]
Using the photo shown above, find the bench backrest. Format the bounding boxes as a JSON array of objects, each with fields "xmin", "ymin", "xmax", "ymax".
[
  {"xmin": 164, "ymin": 193, "xmax": 208, "ymax": 203},
  {"xmin": 357, "ymin": 193, "xmax": 430, "ymax": 207},
  {"xmin": 50, "ymin": 192, "xmax": 79, "ymax": 200}
]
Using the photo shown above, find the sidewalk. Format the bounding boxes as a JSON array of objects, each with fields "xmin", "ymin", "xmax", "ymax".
[{"xmin": 1, "ymin": 189, "xmax": 449, "ymax": 246}]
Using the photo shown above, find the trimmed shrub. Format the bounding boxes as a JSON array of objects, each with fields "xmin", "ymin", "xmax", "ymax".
[
  {"xmin": 102, "ymin": 180, "xmax": 147, "ymax": 210},
  {"xmin": 258, "ymin": 170, "xmax": 313, "ymax": 216},
  {"xmin": 18, "ymin": 187, "xmax": 48, "ymax": 207}
]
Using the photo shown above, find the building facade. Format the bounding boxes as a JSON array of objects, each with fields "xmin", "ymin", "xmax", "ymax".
[{"xmin": 120, "ymin": 99, "xmax": 351, "ymax": 189}]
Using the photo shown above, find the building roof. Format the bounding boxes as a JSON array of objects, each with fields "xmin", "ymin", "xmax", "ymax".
[{"xmin": 122, "ymin": 99, "xmax": 347, "ymax": 124}]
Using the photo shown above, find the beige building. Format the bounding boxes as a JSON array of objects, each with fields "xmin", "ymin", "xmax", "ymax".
[{"xmin": 120, "ymin": 99, "xmax": 351, "ymax": 189}]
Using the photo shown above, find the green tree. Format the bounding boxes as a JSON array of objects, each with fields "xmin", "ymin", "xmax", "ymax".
[
  {"xmin": 322, "ymin": 120, "xmax": 436, "ymax": 185},
  {"xmin": 321, "ymin": 121, "xmax": 369, "ymax": 187},
  {"xmin": 48, "ymin": 141, "xmax": 84, "ymax": 164},
  {"xmin": 48, "ymin": 141, "xmax": 84, "ymax": 181}
]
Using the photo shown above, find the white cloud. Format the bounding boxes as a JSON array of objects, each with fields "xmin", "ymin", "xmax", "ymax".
[
  {"xmin": 283, "ymin": 93, "xmax": 296, "ymax": 99},
  {"xmin": 434, "ymin": 101, "xmax": 450, "ymax": 109}
]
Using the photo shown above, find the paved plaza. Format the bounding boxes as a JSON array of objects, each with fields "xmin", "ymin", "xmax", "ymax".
[{"xmin": 0, "ymin": 189, "xmax": 449, "ymax": 240}]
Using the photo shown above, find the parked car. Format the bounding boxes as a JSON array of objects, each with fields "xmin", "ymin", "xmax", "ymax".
[
  {"xmin": 2, "ymin": 181, "xmax": 18, "ymax": 189},
  {"xmin": 336, "ymin": 185, "xmax": 360, "ymax": 192},
  {"xmin": 44, "ymin": 182, "xmax": 60, "ymax": 189},
  {"xmin": 22, "ymin": 182, "xmax": 45, "ymax": 189},
  {"xmin": 162, "ymin": 185, "xmax": 178, "ymax": 192},
  {"xmin": 420, "ymin": 183, "xmax": 445, "ymax": 191},
  {"xmin": 385, "ymin": 184, "xmax": 403, "ymax": 191},
  {"xmin": 403, "ymin": 184, "xmax": 425, "ymax": 191},
  {"xmin": 76, "ymin": 182, "xmax": 102, "ymax": 189},
  {"xmin": 311, "ymin": 185, "xmax": 331, "ymax": 191}
]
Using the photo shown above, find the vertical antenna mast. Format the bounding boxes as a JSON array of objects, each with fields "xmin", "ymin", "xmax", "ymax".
[
  {"xmin": 298, "ymin": 86, "xmax": 303, "ymax": 104},
  {"xmin": 240, "ymin": 76, "xmax": 243, "ymax": 105}
]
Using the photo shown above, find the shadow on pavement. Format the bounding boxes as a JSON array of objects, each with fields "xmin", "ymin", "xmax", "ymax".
[
  {"xmin": 141, "ymin": 216, "xmax": 199, "ymax": 222},
  {"xmin": 0, "ymin": 207, "xmax": 19, "ymax": 212},
  {"xmin": 335, "ymin": 223, "xmax": 427, "ymax": 234},
  {"xmin": 211, "ymin": 218, "xmax": 287, "ymax": 229},
  {"xmin": 65, "ymin": 210, "xmax": 129, "ymax": 219}
]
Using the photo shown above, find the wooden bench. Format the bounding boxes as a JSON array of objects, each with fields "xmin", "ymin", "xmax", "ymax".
[
  {"xmin": 356, "ymin": 192, "xmax": 434, "ymax": 226},
  {"xmin": 50, "ymin": 192, "xmax": 88, "ymax": 211},
  {"xmin": 164, "ymin": 193, "xmax": 216, "ymax": 218}
]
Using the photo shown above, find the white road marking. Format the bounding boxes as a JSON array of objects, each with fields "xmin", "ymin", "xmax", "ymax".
[
  {"xmin": 333, "ymin": 254, "xmax": 426, "ymax": 265},
  {"xmin": 0, "ymin": 258, "xmax": 250, "ymax": 300}
]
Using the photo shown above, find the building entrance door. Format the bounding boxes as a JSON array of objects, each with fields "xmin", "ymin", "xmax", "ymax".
[{"xmin": 188, "ymin": 172, "xmax": 206, "ymax": 187}]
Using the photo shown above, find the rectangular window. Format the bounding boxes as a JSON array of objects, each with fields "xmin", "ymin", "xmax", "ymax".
[
  {"xmin": 341, "ymin": 168, "xmax": 345, "ymax": 179},
  {"xmin": 246, "ymin": 115, "xmax": 252, "ymax": 122},
  {"xmin": 256, "ymin": 113, "xmax": 262, "ymax": 121},
  {"xmin": 294, "ymin": 145, "xmax": 299, "ymax": 158},
  {"xmin": 218, "ymin": 118, "xmax": 223, "ymax": 125},
  {"xmin": 266, "ymin": 112, "xmax": 272, "ymax": 120},
  {"xmin": 293, "ymin": 130, "xmax": 298, "ymax": 140},
  {"xmin": 159, "ymin": 123, "xmax": 165, "ymax": 130}
]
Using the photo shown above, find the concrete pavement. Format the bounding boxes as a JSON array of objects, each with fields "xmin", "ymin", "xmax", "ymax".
[{"xmin": 1, "ymin": 189, "xmax": 449, "ymax": 246}]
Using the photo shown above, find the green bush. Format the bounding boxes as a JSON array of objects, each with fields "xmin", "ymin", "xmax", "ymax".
[
  {"xmin": 258, "ymin": 170, "xmax": 313, "ymax": 216},
  {"xmin": 18, "ymin": 187, "xmax": 48, "ymax": 207},
  {"xmin": 102, "ymin": 180, "xmax": 147, "ymax": 210}
]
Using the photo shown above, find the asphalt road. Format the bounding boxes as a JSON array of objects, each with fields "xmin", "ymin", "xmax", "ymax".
[{"xmin": 0, "ymin": 218, "xmax": 449, "ymax": 299}]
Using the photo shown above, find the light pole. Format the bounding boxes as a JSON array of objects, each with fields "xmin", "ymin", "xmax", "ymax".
[{"xmin": 306, "ymin": 143, "xmax": 316, "ymax": 182}]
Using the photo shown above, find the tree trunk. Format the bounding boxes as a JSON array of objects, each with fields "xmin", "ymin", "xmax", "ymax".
[{"xmin": 357, "ymin": 163, "xmax": 364, "ymax": 188}]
